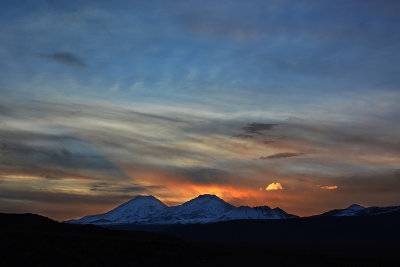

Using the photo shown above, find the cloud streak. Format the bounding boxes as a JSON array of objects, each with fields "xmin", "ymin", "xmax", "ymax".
[
  {"xmin": 260, "ymin": 153, "xmax": 303, "ymax": 160},
  {"xmin": 40, "ymin": 52, "xmax": 86, "ymax": 67}
]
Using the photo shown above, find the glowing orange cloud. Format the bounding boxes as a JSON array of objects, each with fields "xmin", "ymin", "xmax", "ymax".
[
  {"xmin": 321, "ymin": 185, "xmax": 338, "ymax": 190},
  {"xmin": 266, "ymin": 182, "xmax": 283, "ymax": 191}
]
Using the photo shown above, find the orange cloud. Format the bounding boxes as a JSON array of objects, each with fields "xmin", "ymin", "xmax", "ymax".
[
  {"xmin": 266, "ymin": 182, "xmax": 284, "ymax": 191},
  {"xmin": 321, "ymin": 185, "xmax": 338, "ymax": 190}
]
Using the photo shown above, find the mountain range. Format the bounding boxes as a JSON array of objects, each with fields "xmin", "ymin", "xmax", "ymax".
[
  {"xmin": 67, "ymin": 194, "xmax": 297, "ymax": 225},
  {"xmin": 316, "ymin": 203, "xmax": 400, "ymax": 217},
  {"xmin": 67, "ymin": 194, "xmax": 400, "ymax": 225}
]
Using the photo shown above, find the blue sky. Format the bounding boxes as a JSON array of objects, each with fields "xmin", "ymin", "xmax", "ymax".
[
  {"xmin": 2, "ymin": 0, "xmax": 400, "ymax": 107},
  {"xmin": 0, "ymin": 0, "xmax": 400, "ymax": 220}
]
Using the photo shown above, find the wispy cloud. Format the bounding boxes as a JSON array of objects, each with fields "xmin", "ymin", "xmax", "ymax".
[
  {"xmin": 242, "ymin": 123, "xmax": 279, "ymax": 135},
  {"xmin": 260, "ymin": 153, "xmax": 303, "ymax": 160},
  {"xmin": 40, "ymin": 52, "xmax": 86, "ymax": 67}
]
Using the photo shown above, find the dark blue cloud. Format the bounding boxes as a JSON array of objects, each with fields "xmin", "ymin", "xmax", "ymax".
[{"xmin": 40, "ymin": 52, "xmax": 86, "ymax": 67}]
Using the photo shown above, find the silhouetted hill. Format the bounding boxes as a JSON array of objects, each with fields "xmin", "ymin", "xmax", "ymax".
[
  {"xmin": 164, "ymin": 212, "xmax": 400, "ymax": 244},
  {"xmin": 110, "ymin": 212, "xmax": 400, "ymax": 262},
  {"xmin": 1, "ymin": 213, "xmax": 399, "ymax": 266}
]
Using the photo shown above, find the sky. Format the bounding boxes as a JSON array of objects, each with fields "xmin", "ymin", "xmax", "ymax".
[{"xmin": 1, "ymin": 0, "xmax": 400, "ymax": 221}]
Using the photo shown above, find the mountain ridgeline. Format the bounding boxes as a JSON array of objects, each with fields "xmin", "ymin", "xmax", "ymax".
[
  {"xmin": 67, "ymin": 194, "xmax": 400, "ymax": 226},
  {"xmin": 67, "ymin": 194, "xmax": 297, "ymax": 225}
]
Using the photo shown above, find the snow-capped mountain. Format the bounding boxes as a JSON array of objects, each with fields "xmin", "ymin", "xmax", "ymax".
[
  {"xmin": 67, "ymin": 194, "xmax": 297, "ymax": 225},
  {"xmin": 319, "ymin": 204, "xmax": 365, "ymax": 217},
  {"xmin": 318, "ymin": 204, "xmax": 400, "ymax": 217},
  {"xmin": 67, "ymin": 195, "xmax": 167, "ymax": 225},
  {"xmin": 358, "ymin": 206, "xmax": 400, "ymax": 216},
  {"xmin": 220, "ymin": 206, "xmax": 296, "ymax": 221},
  {"xmin": 150, "ymin": 194, "xmax": 235, "ymax": 224}
]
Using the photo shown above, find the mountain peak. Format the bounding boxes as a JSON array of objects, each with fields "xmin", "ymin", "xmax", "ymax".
[
  {"xmin": 318, "ymin": 203, "xmax": 366, "ymax": 217},
  {"xmin": 347, "ymin": 204, "xmax": 365, "ymax": 210},
  {"xmin": 131, "ymin": 195, "xmax": 158, "ymax": 201},
  {"xmin": 184, "ymin": 194, "xmax": 232, "ymax": 207},
  {"xmin": 186, "ymin": 194, "xmax": 233, "ymax": 207},
  {"xmin": 124, "ymin": 195, "xmax": 166, "ymax": 206},
  {"xmin": 196, "ymin": 194, "xmax": 222, "ymax": 200}
]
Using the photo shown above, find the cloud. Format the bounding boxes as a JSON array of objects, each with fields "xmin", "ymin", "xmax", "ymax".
[
  {"xmin": 0, "ymin": 131, "xmax": 129, "ymax": 181},
  {"xmin": 40, "ymin": 52, "xmax": 86, "ymax": 67},
  {"xmin": 1, "ymin": 98, "xmax": 400, "ymax": 219},
  {"xmin": 233, "ymin": 134, "xmax": 254, "ymax": 139},
  {"xmin": 89, "ymin": 183, "xmax": 163, "ymax": 193},
  {"xmin": 321, "ymin": 185, "xmax": 338, "ymax": 190},
  {"xmin": 242, "ymin": 123, "xmax": 279, "ymax": 135},
  {"xmin": 182, "ymin": 168, "xmax": 231, "ymax": 185},
  {"xmin": 260, "ymin": 152, "xmax": 302, "ymax": 160},
  {"xmin": 266, "ymin": 182, "xmax": 283, "ymax": 191}
]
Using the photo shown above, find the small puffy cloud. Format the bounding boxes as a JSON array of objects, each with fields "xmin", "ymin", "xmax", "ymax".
[
  {"xmin": 321, "ymin": 185, "xmax": 338, "ymax": 190},
  {"xmin": 266, "ymin": 182, "xmax": 283, "ymax": 191}
]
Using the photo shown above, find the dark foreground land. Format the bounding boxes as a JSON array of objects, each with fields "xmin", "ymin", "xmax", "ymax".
[{"xmin": 1, "ymin": 213, "xmax": 399, "ymax": 267}]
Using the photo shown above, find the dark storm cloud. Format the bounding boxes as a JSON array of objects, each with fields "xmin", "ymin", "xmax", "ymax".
[
  {"xmin": 260, "ymin": 153, "xmax": 303, "ymax": 160},
  {"xmin": 40, "ymin": 52, "xmax": 86, "ymax": 67}
]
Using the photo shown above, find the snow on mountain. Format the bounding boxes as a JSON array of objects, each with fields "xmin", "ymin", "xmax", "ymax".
[
  {"xmin": 67, "ymin": 195, "xmax": 400, "ymax": 225},
  {"xmin": 359, "ymin": 206, "xmax": 400, "ymax": 216},
  {"xmin": 220, "ymin": 206, "xmax": 297, "ymax": 221},
  {"xmin": 151, "ymin": 194, "xmax": 236, "ymax": 224},
  {"xmin": 318, "ymin": 204, "xmax": 365, "ymax": 217},
  {"xmin": 255, "ymin": 206, "xmax": 298, "ymax": 219},
  {"xmin": 67, "ymin": 195, "xmax": 167, "ymax": 225},
  {"xmin": 318, "ymin": 204, "xmax": 400, "ymax": 217},
  {"xmin": 67, "ymin": 194, "xmax": 297, "ymax": 225},
  {"xmin": 219, "ymin": 206, "xmax": 262, "ymax": 220}
]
